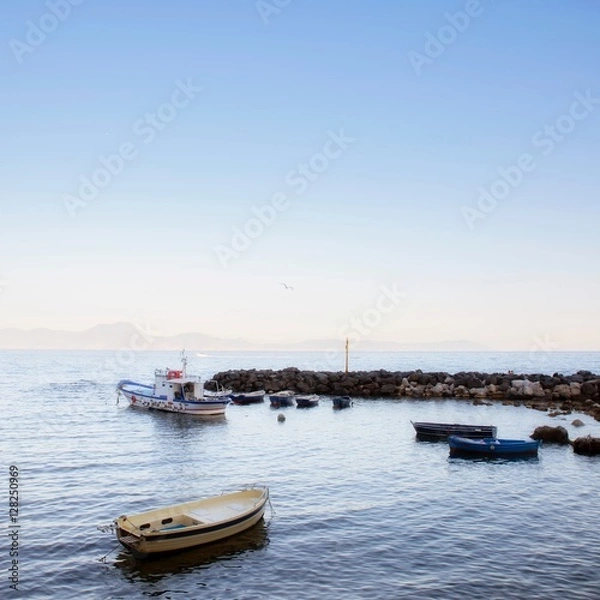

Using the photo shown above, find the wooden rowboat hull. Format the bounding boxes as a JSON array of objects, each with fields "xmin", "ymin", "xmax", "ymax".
[{"xmin": 115, "ymin": 486, "xmax": 269, "ymax": 558}]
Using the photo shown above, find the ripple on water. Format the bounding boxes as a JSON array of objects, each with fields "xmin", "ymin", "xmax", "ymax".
[{"xmin": 2, "ymin": 351, "xmax": 600, "ymax": 599}]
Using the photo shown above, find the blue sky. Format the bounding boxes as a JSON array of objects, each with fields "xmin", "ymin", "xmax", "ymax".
[{"xmin": 1, "ymin": 0, "xmax": 599, "ymax": 349}]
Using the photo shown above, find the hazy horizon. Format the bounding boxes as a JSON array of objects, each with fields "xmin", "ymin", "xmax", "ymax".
[
  {"xmin": 1, "ymin": 1, "xmax": 599, "ymax": 352},
  {"xmin": 1, "ymin": 321, "xmax": 599, "ymax": 352}
]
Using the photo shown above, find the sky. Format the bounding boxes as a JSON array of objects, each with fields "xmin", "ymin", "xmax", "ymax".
[{"xmin": 1, "ymin": 0, "xmax": 599, "ymax": 350}]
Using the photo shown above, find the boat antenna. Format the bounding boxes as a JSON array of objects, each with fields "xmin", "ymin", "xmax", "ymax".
[{"xmin": 181, "ymin": 349, "xmax": 187, "ymax": 377}]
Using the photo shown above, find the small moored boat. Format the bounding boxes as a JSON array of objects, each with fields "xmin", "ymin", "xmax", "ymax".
[
  {"xmin": 412, "ymin": 421, "xmax": 497, "ymax": 441},
  {"xmin": 117, "ymin": 352, "xmax": 231, "ymax": 416},
  {"xmin": 332, "ymin": 396, "xmax": 352, "ymax": 409},
  {"xmin": 269, "ymin": 391, "xmax": 295, "ymax": 408},
  {"xmin": 296, "ymin": 394, "xmax": 319, "ymax": 408},
  {"xmin": 115, "ymin": 485, "xmax": 270, "ymax": 559},
  {"xmin": 230, "ymin": 390, "xmax": 266, "ymax": 405},
  {"xmin": 448, "ymin": 436, "xmax": 540, "ymax": 459}
]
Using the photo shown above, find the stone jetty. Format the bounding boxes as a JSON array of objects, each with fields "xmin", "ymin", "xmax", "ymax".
[{"xmin": 211, "ymin": 368, "xmax": 600, "ymax": 421}]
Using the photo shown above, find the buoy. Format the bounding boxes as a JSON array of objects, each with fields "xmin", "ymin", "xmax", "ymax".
[{"xmin": 277, "ymin": 413, "xmax": 286, "ymax": 422}]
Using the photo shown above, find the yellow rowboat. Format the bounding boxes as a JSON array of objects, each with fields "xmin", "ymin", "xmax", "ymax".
[{"xmin": 115, "ymin": 485, "xmax": 269, "ymax": 559}]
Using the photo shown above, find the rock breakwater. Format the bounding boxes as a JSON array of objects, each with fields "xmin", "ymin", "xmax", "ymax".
[{"xmin": 211, "ymin": 368, "xmax": 600, "ymax": 421}]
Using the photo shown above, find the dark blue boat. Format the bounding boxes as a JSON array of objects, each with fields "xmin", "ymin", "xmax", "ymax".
[
  {"xmin": 412, "ymin": 421, "xmax": 497, "ymax": 441},
  {"xmin": 332, "ymin": 396, "xmax": 352, "ymax": 409},
  {"xmin": 230, "ymin": 390, "xmax": 265, "ymax": 405},
  {"xmin": 448, "ymin": 436, "xmax": 540, "ymax": 459},
  {"xmin": 296, "ymin": 395, "xmax": 319, "ymax": 408},
  {"xmin": 269, "ymin": 391, "xmax": 295, "ymax": 408}
]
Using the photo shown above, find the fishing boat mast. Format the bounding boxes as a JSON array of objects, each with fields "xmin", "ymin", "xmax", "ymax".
[{"xmin": 180, "ymin": 349, "xmax": 187, "ymax": 378}]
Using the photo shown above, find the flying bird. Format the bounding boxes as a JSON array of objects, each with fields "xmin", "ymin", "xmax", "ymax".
[{"xmin": 279, "ymin": 282, "xmax": 294, "ymax": 291}]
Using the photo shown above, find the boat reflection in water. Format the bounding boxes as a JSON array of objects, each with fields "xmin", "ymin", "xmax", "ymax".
[{"xmin": 114, "ymin": 520, "xmax": 270, "ymax": 580}]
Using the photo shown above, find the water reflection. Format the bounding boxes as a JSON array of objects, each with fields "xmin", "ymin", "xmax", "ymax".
[
  {"xmin": 113, "ymin": 520, "xmax": 270, "ymax": 582},
  {"xmin": 126, "ymin": 405, "xmax": 229, "ymax": 435},
  {"xmin": 448, "ymin": 454, "xmax": 540, "ymax": 463}
]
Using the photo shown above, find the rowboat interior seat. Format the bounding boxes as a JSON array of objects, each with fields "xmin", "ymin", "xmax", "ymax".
[{"xmin": 186, "ymin": 509, "xmax": 214, "ymax": 523}]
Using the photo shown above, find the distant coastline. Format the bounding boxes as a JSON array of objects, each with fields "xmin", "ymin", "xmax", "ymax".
[{"xmin": 0, "ymin": 322, "xmax": 491, "ymax": 352}]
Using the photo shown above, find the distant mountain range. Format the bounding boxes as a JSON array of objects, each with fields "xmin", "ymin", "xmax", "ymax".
[{"xmin": 0, "ymin": 322, "xmax": 488, "ymax": 352}]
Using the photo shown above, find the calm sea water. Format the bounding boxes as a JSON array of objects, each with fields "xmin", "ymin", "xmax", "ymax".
[{"xmin": 2, "ymin": 350, "xmax": 599, "ymax": 599}]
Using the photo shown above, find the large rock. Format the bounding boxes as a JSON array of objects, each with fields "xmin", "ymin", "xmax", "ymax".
[
  {"xmin": 295, "ymin": 380, "xmax": 313, "ymax": 393},
  {"xmin": 429, "ymin": 382, "xmax": 445, "ymax": 397},
  {"xmin": 454, "ymin": 385, "xmax": 470, "ymax": 398},
  {"xmin": 552, "ymin": 384, "xmax": 572, "ymax": 399},
  {"xmin": 572, "ymin": 435, "xmax": 600, "ymax": 456},
  {"xmin": 530, "ymin": 425, "xmax": 570, "ymax": 444},
  {"xmin": 581, "ymin": 381, "xmax": 599, "ymax": 397},
  {"xmin": 314, "ymin": 372, "xmax": 329, "ymax": 384},
  {"xmin": 510, "ymin": 379, "xmax": 546, "ymax": 398},
  {"xmin": 379, "ymin": 383, "xmax": 397, "ymax": 395},
  {"xmin": 466, "ymin": 376, "xmax": 484, "ymax": 389}
]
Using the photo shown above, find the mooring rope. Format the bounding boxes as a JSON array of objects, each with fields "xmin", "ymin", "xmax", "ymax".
[{"xmin": 98, "ymin": 541, "xmax": 122, "ymax": 563}]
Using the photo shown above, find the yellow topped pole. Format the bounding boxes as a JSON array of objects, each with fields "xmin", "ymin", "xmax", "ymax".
[{"xmin": 345, "ymin": 337, "xmax": 349, "ymax": 373}]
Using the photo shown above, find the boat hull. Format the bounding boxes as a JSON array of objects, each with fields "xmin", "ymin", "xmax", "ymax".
[
  {"xmin": 231, "ymin": 398, "xmax": 265, "ymax": 405},
  {"xmin": 448, "ymin": 436, "xmax": 540, "ymax": 459},
  {"xmin": 230, "ymin": 391, "xmax": 266, "ymax": 405},
  {"xmin": 332, "ymin": 396, "xmax": 352, "ymax": 409},
  {"xmin": 412, "ymin": 421, "xmax": 497, "ymax": 441},
  {"xmin": 116, "ymin": 487, "xmax": 269, "ymax": 559},
  {"xmin": 119, "ymin": 387, "xmax": 230, "ymax": 416},
  {"xmin": 296, "ymin": 395, "xmax": 319, "ymax": 408},
  {"xmin": 269, "ymin": 393, "xmax": 295, "ymax": 408}
]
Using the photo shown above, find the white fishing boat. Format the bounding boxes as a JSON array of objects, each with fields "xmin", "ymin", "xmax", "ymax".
[
  {"xmin": 117, "ymin": 352, "xmax": 231, "ymax": 416},
  {"xmin": 115, "ymin": 485, "xmax": 270, "ymax": 558}
]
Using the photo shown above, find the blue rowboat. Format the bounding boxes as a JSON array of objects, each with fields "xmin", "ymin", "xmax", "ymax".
[
  {"xmin": 448, "ymin": 436, "xmax": 540, "ymax": 459},
  {"xmin": 296, "ymin": 395, "xmax": 319, "ymax": 408},
  {"xmin": 332, "ymin": 396, "xmax": 352, "ymax": 409},
  {"xmin": 230, "ymin": 391, "xmax": 265, "ymax": 405},
  {"xmin": 269, "ymin": 391, "xmax": 295, "ymax": 408}
]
